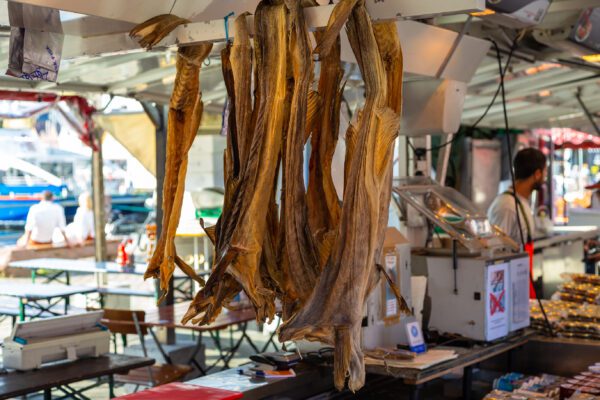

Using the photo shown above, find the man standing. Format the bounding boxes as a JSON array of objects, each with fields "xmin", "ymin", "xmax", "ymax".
[
  {"xmin": 19, "ymin": 190, "xmax": 71, "ymax": 248},
  {"xmin": 487, "ymin": 148, "xmax": 547, "ymax": 247}
]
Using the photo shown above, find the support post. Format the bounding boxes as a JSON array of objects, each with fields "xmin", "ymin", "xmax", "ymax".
[
  {"xmin": 92, "ymin": 128, "xmax": 107, "ymax": 262},
  {"xmin": 575, "ymin": 89, "xmax": 600, "ymax": 136},
  {"xmin": 143, "ymin": 102, "xmax": 175, "ymax": 344},
  {"xmin": 435, "ymin": 132, "xmax": 455, "ymax": 186},
  {"xmin": 548, "ymin": 140, "xmax": 554, "ymax": 220}
]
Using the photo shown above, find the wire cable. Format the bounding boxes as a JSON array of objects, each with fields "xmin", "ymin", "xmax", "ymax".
[
  {"xmin": 409, "ymin": 38, "xmax": 518, "ymax": 154},
  {"xmin": 492, "ymin": 39, "xmax": 555, "ymax": 337}
]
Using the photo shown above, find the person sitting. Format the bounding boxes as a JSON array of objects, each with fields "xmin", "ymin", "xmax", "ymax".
[
  {"xmin": 18, "ymin": 190, "xmax": 71, "ymax": 248},
  {"xmin": 66, "ymin": 192, "xmax": 95, "ymax": 245}
]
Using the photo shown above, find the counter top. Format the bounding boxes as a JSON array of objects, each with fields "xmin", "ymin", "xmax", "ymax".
[{"xmin": 534, "ymin": 226, "xmax": 598, "ymax": 249}]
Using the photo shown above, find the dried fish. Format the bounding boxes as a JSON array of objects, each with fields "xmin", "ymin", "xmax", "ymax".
[
  {"xmin": 130, "ymin": 16, "xmax": 211, "ymax": 301},
  {"xmin": 137, "ymin": 3, "xmax": 409, "ymax": 392},
  {"xmin": 184, "ymin": 2, "xmax": 288, "ymax": 324},
  {"xmin": 306, "ymin": 28, "xmax": 343, "ymax": 267},
  {"xmin": 279, "ymin": 0, "xmax": 402, "ymax": 391},
  {"xmin": 277, "ymin": 0, "xmax": 321, "ymax": 314}
]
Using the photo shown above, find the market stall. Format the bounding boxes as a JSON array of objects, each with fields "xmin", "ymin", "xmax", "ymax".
[{"xmin": 1, "ymin": 1, "xmax": 600, "ymax": 400}]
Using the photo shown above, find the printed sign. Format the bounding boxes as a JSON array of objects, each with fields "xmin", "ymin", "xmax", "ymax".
[
  {"xmin": 485, "ymin": 262, "xmax": 509, "ymax": 340},
  {"xmin": 405, "ymin": 320, "xmax": 426, "ymax": 354},
  {"xmin": 383, "ymin": 254, "xmax": 399, "ymax": 319}
]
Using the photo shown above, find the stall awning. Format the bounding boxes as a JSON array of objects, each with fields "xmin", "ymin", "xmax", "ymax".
[
  {"xmin": 533, "ymin": 128, "xmax": 600, "ymax": 150},
  {"xmin": 94, "ymin": 113, "xmax": 156, "ymax": 175}
]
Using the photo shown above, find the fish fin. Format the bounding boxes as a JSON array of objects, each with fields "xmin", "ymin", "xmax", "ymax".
[
  {"xmin": 376, "ymin": 263, "xmax": 412, "ymax": 315},
  {"xmin": 175, "ymin": 255, "xmax": 206, "ymax": 286},
  {"xmin": 344, "ymin": 114, "xmax": 360, "ymax": 182},
  {"xmin": 129, "ymin": 14, "xmax": 189, "ymax": 49},
  {"xmin": 316, "ymin": 229, "xmax": 336, "ymax": 269},
  {"xmin": 200, "ymin": 219, "xmax": 217, "ymax": 245},
  {"xmin": 313, "ymin": 0, "xmax": 359, "ymax": 59}
]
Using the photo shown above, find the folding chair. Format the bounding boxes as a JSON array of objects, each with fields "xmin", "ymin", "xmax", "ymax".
[{"xmin": 102, "ymin": 309, "xmax": 192, "ymax": 391}]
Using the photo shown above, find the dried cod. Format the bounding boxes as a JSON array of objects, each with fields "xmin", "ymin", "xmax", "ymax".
[
  {"xmin": 130, "ymin": 16, "xmax": 211, "ymax": 301},
  {"xmin": 136, "ymin": 1, "xmax": 409, "ymax": 392},
  {"xmin": 183, "ymin": 1, "xmax": 288, "ymax": 325},
  {"xmin": 279, "ymin": 0, "xmax": 403, "ymax": 391}
]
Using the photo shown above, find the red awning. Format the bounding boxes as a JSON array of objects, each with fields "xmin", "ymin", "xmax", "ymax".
[
  {"xmin": 533, "ymin": 128, "xmax": 600, "ymax": 150},
  {"xmin": 0, "ymin": 90, "xmax": 98, "ymax": 150}
]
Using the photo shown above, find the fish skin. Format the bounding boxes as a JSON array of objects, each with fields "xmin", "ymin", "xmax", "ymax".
[
  {"xmin": 278, "ymin": 0, "xmax": 321, "ymax": 309},
  {"xmin": 279, "ymin": 0, "xmax": 403, "ymax": 391},
  {"xmin": 184, "ymin": 1, "xmax": 288, "ymax": 325},
  {"xmin": 307, "ymin": 28, "xmax": 344, "ymax": 267},
  {"xmin": 130, "ymin": 16, "xmax": 212, "ymax": 301}
]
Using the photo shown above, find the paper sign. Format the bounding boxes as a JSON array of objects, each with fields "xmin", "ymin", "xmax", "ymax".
[
  {"xmin": 383, "ymin": 254, "xmax": 399, "ymax": 318},
  {"xmin": 485, "ymin": 262, "xmax": 509, "ymax": 340},
  {"xmin": 405, "ymin": 320, "xmax": 426, "ymax": 354}
]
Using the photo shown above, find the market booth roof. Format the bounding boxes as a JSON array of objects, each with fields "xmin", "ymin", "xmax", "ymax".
[{"xmin": 0, "ymin": 0, "xmax": 598, "ymax": 133}]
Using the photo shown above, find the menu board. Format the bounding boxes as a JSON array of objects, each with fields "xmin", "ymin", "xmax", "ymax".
[{"xmin": 485, "ymin": 262, "xmax": 510, "ymax": 341}]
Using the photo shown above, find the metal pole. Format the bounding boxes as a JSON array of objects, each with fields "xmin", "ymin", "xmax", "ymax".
[
  {"xmin": 92, "ymin": 128, "xmax": 107, "ymax": 262},
  {"xmin": 435, "ymin": 132, "xmax": 455, "ymax": 186},
  {"xmin": 144, "ymin": 102, "xmax": 176, "ymax": 345},
  {"xmin": 548, "ymin": 140, "xmax": 555, "ymax": 221},
  {"xmin": 436, "ymin": 15, "xmax": 473, "ymax": 79},
  {"xmin": 575, "ymin": 89, "xmax": 600, "ymax": 136}
]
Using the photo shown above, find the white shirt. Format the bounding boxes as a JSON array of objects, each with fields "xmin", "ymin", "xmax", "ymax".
[
  {"xmin": 72, "ymin": 207, "xmax": 95, "ymax": 240},
  {"xmin": 25, "ymin": 201, "xmax": 67, "ymax": 243},
  {"xmin": 487, "ymin": 191, "xmax": 536, "ymax": 246}
]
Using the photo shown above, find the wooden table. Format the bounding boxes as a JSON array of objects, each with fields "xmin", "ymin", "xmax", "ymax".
[
  {"xmin": 0, "ymin": 282, "xmax": 97, "ymax": 321},
  {"xmin": 9, "ymin": 258, "xmax": 147, "ymax": 278},
  {"xmin": 9, "ymin": 257, "xmax": 205, "ymax": 301},
  {"xmin": 0, "ymin": 353, "xmax": 154, "ymax": 400},
  {"xmin": 102, "ymin": 302, "xmax": 278, "ymax": 374},
  {"xmin": 146, "ymin": 301, "xmax": 278, "ymax": 357},
  {"xmin": 366, "ymin": 330, "xmax": 535, "ymax": 400}
]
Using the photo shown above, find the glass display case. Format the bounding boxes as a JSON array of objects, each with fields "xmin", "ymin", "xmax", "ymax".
[{"xmin": 392, "ymin": 177, "xmax": 519, "ymax": 252}]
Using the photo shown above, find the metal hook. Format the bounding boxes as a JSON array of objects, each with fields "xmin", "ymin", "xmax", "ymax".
[{"xmin": 224, "ymin": 11, "xmax": 235, "ymax": 43}]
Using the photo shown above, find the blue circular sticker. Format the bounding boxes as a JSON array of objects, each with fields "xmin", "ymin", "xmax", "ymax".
[{"xmin": 411, "ymin": 326, "xmax": 419, "ymax": 337}]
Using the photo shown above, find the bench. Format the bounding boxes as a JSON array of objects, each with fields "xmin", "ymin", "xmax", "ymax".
[
  {"xmin": 97, "ymin": 287, "xmax": 155, "ymax": 297},
  {"xmin": 97, "ymin": 287, "xmax": 155, "ymax": 308}
]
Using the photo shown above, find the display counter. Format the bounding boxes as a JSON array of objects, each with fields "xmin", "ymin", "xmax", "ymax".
[
  {"xmin": 184, "ymin": 363, "xmax": 333, "ymax": 400},
  {"xmin": 533, "ymin": 226, "xmax": 599, "ymax": 298}
]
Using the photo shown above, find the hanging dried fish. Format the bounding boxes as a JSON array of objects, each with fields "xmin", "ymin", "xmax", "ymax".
[
  {"xmin": 130, "ymin": 16, "xmax": 212, "ymax": 301},
  {"xmin": 183, "ymin": 2, "xmax": 288, "ymax": 325},
  {"xmin": 279, "ymin": 0, "xmax": 402, "ymax": 391},
  {"xmin": 137, "ymin": 3, "xmax": 410, "ymax": 393},
  {"xmin": 371, "ymin": 22, "xmax": 410, "ymax": 318},
  {"xmin": 276, "ymin": 0, "xmax": 322, "ymax": 316},
  {"xmin": 306, "ymin": 28, "xmax": 344, "ymax": 268}
]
